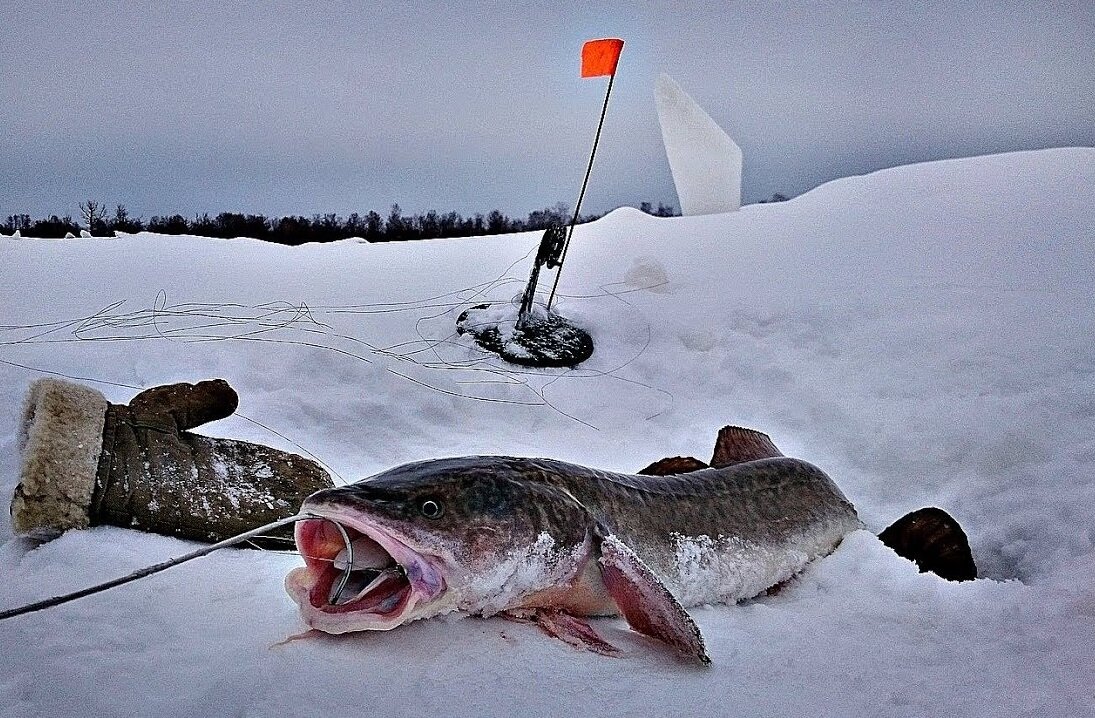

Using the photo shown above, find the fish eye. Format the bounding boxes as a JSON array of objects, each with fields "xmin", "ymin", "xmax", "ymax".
[{"xmin": 420, "ymin": 499, "xmax": 443, "ymax": 519}]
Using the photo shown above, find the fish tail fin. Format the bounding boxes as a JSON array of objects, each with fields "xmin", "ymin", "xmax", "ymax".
[{"xmin": 878, "ymin": 507, "xmax": 977, "ymax": 581}]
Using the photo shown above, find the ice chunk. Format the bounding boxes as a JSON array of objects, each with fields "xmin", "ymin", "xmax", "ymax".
[{"xmin": 655, "ymin": 73, "xmax": 742, "ymax": 215}]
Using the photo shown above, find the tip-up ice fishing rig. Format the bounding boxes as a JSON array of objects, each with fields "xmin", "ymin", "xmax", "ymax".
[{"xmin": 457, "ymin": 39, "xmax": 624, "ymax": 369}]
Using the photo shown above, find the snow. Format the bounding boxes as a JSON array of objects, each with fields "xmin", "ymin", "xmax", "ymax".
[
  {"xmin": 655, "ymin": 73, "xmax": 743, "ymax": 215},
  {"xmin": 1, "ymin": 147, "xmax": 1094, "ymax": 716}
]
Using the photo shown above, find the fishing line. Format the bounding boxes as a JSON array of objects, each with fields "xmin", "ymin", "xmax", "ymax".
[
  {"xmin": 0, "ymin": 357, "xmax": 143, "ymax": 391},
  {"xmin": 0, "ymin": 244, "xmax": 676, "ymax": 426},
  {"xmin": 0, "ymin": 513, "xmax": 357, "ymax": 622},
  {"xmin": 232, "ymin": 412, "xmax": 344, "ymax": 484}
]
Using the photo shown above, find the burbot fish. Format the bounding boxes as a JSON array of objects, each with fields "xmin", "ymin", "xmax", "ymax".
[{"xmin": 285, "ymin": 427, "xmax": 973, "ymax": 663}]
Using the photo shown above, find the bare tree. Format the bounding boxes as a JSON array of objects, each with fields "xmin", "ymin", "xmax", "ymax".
[{"xmin": 79, "ymin": 200, "xmax": 107, "ymax": 231}]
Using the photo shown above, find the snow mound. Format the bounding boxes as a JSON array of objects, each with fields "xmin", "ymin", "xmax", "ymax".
[{"xmin": 1, "ymin": 148, "xmax": 1093, "ymax": 716}]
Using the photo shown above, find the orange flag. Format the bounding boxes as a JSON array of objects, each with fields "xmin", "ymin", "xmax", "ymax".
[{"xmin": 580, "ymin": 38, "xmax": 624, "ymax": 78}]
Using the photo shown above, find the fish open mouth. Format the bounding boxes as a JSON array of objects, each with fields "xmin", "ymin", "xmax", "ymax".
[{"xmin": 285, "ymin": 510, "xmax": 448, "ymax": 632}]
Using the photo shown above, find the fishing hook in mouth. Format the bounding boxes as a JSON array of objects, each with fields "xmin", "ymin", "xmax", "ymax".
[
  {"xmin": 325, "ymin": 518, "xmax": 354, "ymax": 606},
  {"xmin": 321, "ymin": 518, "xmax": 412, "ymax": 607}
]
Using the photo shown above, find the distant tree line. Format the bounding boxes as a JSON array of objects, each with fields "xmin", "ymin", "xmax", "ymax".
[{"xmin": 3, "ymin": 200, "xmax": 679, "ymax": 244}]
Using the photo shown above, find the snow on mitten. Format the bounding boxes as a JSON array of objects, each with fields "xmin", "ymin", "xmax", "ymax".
[{"xmin": 11, "ymin": 378, "xmax": 333, "ymax": 544}]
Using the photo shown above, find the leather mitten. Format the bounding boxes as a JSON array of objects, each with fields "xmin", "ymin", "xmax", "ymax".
[{"xmin": 11, "ymin": 378, "xmax": 333, "ymax": 544}]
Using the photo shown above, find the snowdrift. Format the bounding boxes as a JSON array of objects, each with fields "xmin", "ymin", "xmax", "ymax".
[{"xmin": 1, "ymin": 148, "xmax": 1093, "ymax": 717}]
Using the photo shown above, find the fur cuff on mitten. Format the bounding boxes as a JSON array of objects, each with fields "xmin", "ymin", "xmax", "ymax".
[{"xmin": 11, "ymin": 378, "xmax": 108, "ymax": 539}]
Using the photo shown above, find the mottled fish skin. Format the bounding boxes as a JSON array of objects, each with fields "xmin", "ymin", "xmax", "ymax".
[{"xmin": 302, "ymin": 454, "xmax": 862, "ymax": 612}]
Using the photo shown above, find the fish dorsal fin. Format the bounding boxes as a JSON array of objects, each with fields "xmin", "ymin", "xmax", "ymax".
[
  {"xmin": 637, "ymin": 456, "xmax": 709, "ymax": 476},
  {"xmin": 709, "ymin": 426, "xmax": 784, "ymax": 468},
  {"xmin": 597, "ymin": 532, "xmax": 710, "ymax": 665}
]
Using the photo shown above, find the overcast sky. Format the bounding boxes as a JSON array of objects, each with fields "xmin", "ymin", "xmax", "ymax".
[{"xmin": 2, "ymin": 1, "xmax": 1093, "ymax": 222}]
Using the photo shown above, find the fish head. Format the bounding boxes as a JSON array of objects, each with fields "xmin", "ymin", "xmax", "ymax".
[{"xmin": 285, "ymin": 457, "xmax": 592, "ymax": 633}]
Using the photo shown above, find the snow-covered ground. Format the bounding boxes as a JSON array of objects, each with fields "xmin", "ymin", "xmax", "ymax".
[{"xmin": 1, "ymin": 148, "xmax": 1093, "ymax": 717}]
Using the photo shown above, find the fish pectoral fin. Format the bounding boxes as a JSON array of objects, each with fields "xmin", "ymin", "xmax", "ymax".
[
  {"xmin": 503, "ymin": 608, "xmax": 621, "ymax": 657},
  {"xmin": 597, "ymin": 534, "xmax": 711, "ymax": 665},
  {"xmin": 710, "ymin": 425, "xmax": 784, "ymax": 467}
]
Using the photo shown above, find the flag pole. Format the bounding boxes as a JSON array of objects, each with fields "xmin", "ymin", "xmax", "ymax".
[{"xmin": 547, "ymin": 64, "xmax": 618, "ymax": 311}]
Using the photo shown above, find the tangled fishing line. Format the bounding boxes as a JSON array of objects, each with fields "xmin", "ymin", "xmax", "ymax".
[{"xmin": 0, "ymin": 250, "xmax": 674, "ymax": 434}]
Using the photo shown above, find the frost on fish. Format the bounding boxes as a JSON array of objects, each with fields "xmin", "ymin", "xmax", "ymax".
[
  {"xmin": 670, "ymin": 533, "xmax": 807, "ymax": 605},
  {"xmin": 459, "ymin": 532, "xmax": 587, "ymax": 617},
  {"xmin": 668, "ymin": 514, "xmax": 861, "ymax": 606}
]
